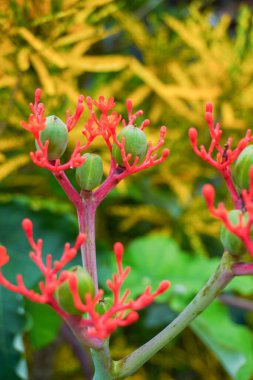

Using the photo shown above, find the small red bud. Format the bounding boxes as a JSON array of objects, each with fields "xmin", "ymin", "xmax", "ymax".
[
  {"xmin": 113, "ymin": 242, "xmax": 124, "ymax": 261},
  {"xmin": 162, "ymin": 148, "xmax": 170, "ymax": 158},
  {"xmin": 0, "ymin": 246, "xmax": 9, "ymax": 267},
  {"xmin": 157, "ymin": 280, "xmax": 170, "ymax": 293},
  {"xmin": 35, "ymin": 88, "xmax": 42, "ymax": 103},
  {"xmin": 202, "ymin": 184, "xmax": 215, "ymax": 206},
  {"xmin": 205, "ymin": 112, "xmax": 213, "ymax": 124},
  {"xmin": 205, "ymin": 102, "xmax": 213, "ymax": 113},
  {"xmin": 22, "ymin": 218, "xmax": 33, "ymax": 237},
  {"xmin": 126, "ymin": 99, "xmax": 133, "ymax": 114},
  {"xmin": 189, "ymin": 128, "xmax": 198, "ymax": 142}
]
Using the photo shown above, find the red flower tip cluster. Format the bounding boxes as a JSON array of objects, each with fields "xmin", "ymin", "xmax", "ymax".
[
  {"xmin": 190, "ymin": 103, "xmax": 253, "ymax": 209},
  {"xmin": 74, "ymin": 242, "xmax": 170, "ymax": 339},
  {"xmin": 82, "ymin": 94, "xmax": 169, "ymax": 177},
  {"xmin": 20, "ymin": 88, "xmax": 46, "ymax": 138},
  {"xmin": 202, "ymin": 171, "xmax": 253, "ymax": 257},
  {"xmin": 0, "ymin": 219, "xmax": 86, "ymax": 303},
  {"xmin": 66, "ymin": 95, "xmax": 85, "ymax": 132},
  {"xmin": 202, "ymin": 184, "xmax": 215, "ymax": 206},
  {"xmin": 21, "ymin": 89, "xmax": 169, "ymax": 180},
  {"xmin": 0, "ymin": 246, "xmax": 9, "ymax": 267},
  {"xmin": 0, "ymin": 221, "xmax": 170, "ymax": 342},
  {"xmin": 189, "ymin": 103, "xmax": 253, "ymax": 173},
  {"xmin": 114, "ymin": 242, "xmax": 124, "ymax": 263}
]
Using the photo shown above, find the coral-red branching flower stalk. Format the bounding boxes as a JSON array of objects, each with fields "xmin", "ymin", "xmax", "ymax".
[
  {"xmin": 21, "ymin": 90, "xmax": 87, "ymax": 173},
  {"xmin": 21, "ymin": 89, "xmax": 169, "ymax": 203},
  {"xmin": 0, "ymin": 219, "xmax": 86, "ymax": 304},
  {"xmin": 202, "ymin": 167, "xmax": 253, "ymax": 257},
  {"xmin": 189, "ymin": 103, "xmax": 253, "ymax": 209},
  {"xmin": 0, "ymin": 221, "xmax": 170, "ymax": 342},
  {"xmin": 83, "ymin": 96, "xmax": 169, "ymax": 178},
  {"xmin": 77, "ymin": 242, "xmax": 170, "ymax": 339}
]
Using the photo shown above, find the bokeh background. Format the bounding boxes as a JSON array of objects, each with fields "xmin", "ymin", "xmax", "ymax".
[{"xmin": 1, "ymin": 0, "xmax": 253, "ymax": 379}]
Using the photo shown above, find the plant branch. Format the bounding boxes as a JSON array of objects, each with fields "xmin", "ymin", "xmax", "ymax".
[
  {"xmin": 91, "ymin": 340, "xmax": 112, "ymax": 380},
  {"xmin": 232, "ymin": 262, "xmax": 253, "ymax": 276},
  {"xmin": 77, "ymin": 191, "xmax": 98, "ymax": 292},
  {"xmin": 53, "ymin": 171, "xmax": 82, "ymax": 209},
  {"xmin": 218, "ymin": 294, "xmax": 253, "ymax": 312}
]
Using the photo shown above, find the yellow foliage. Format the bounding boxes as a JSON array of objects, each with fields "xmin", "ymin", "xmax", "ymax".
[
  {"xmin": 0, "ymin": 155, "xmax": 30, "ymax": 181},
  {"xmin": 0, "ymin": 0, "xmax": 121, "ymax": 179},
  {"xmin": 1, "ymin": 1, "xmax": 253, "ymax": 253}
]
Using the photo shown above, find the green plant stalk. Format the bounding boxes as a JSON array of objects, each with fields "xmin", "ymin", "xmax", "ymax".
[
  {"xmin": 111, "ymin": 252, "xmax": 236, "ymax": 379},
  {"xmin": 91, "ymin": 340, "xmax": 112, "ymax": 380}
]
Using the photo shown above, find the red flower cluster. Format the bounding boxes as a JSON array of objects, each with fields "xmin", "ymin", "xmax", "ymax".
[
  {"xmin": 21, "ymin": 89, "xmax": 169, "ymax": 177},
  {"xmin": 189, "ymin": 103, "xmax": 253, "ymax": 209},
  {"xmin": 190, "ymin": 103, "xmax": 253, "ymax": 259},
  {"xmin": 202, "ymin": 167, "xmax": 253, "ymax": 257},
  {"xmin": 0, "ymin": 220, "xmax": 169, "ymax": 342},
  {"xmin": 189, "ymin": 103, "xmax": 253, "ymax": 172}
]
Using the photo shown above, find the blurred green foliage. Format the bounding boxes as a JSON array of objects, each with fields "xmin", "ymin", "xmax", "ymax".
[{"xmin": 1, "ymin": 0, "xmax": 253, "ymax": 379}]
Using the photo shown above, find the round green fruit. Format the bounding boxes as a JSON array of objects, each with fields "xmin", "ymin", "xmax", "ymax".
[
  {"xmin": 75, "ymin": 153, "xmax": 103, "ymax": 191},
  {"xmin": 220, "ymin": 210, "xmax": 248, "ymax": 256},
  {"xmin": 233, "ymin": 145, "xmax": 253, "ymax": 191},
  {"xmin": 36, "ymin": 115, "xmax": 68, "ymax": 160},
  {"xmin": 112, "ymin": 125, "xmax": 148, "ymax": 166},
  {"xmin": 55, "ymin": 266, "xmax": 95, "ymax": 315},
  {"xmin": 95, "ymin": 297, "xmax": 113, "ymax": 315}
]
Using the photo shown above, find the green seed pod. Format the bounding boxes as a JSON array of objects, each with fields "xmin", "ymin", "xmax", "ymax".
[
  {"xmin": 95, "ymin": 297, "xmax": 114, "ymax": 315},
  {"xmin": 220, "ymin": 210, "xmax": 248, "ymax": 256},
  {"xmin": 112, "ymin": 125, "xmax": 148, "ymax": 166},
  {"xmin": 233, "ymin": 145, "xmax": 253, "ymax": 191},
  {"xmin": 55, "ymin": 266, "xmax": 95, "ymax": 315},
  {"xmin": 75, "ymin": 153, "xmax": 103, "ymax": 191},
  {"xmin": 35, "ymin": 115, "xmax": 68, "ymax": 160}
]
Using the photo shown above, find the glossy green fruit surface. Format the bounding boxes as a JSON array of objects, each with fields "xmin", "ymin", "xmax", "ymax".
[
  {"xmin": 95, "ymin": 297, "xmax": 113, "ymax": 315},
  {"xmin": 220, "ymin": 210, "xmax": 248, "ymax": 255},
  {"xmin": 75, "ymin": 153, "xmax": 103, "ymax": 190},
  {"xmin": 233, "ymin": 145, "xmax": 253, "ymax": 191},
  {"xmin": 36, "ymin": 115, "xmax": 68, "ymax": 160},
  {"xmin": 55, "ymin": 266, "xmax": 95, "ymax": 315},
  {"xmin": 112, "ymin": 125, "xmax": 148, "ymax": 166}
]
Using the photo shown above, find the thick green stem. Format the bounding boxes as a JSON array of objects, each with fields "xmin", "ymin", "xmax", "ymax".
[
  {"xmin": 111, "ymin": 252, "xmax": 236, "ymax": 379},
  {"xmin": 91, "ymin": 340, "xmax": 112, "ymax": 380}
]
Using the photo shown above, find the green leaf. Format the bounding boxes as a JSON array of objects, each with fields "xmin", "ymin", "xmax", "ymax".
[
  {"xmin": 24, "ymin": 301, "xmax": 61, "ymax": 349},
  {"xmin": 122, "ymin": 235, "xmax": 218, "ymax": 305},
  {"xmin": 192, "ymin": 301, "xmax": 253, "ymax": 380},
  {"xmin": 227, "ymin": 275, "xmax": 253, "ymax": 296},
  {"xmin": 0, "ymin": 199, "xmax": 79, "ymax": 283},
  {"xmin": 0, "ymin": 198, "xmax": 80, "ymax": 376},
  {"xmin": 0, "ymin": 288, "xmax": 27, "ymax": 380},
  {"xmin": 117, "ymin": 235, "xmax": 253, "ymax": 380}
]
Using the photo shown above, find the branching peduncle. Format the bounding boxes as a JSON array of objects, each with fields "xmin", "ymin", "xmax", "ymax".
[{"xmin": 77, "ymin": 190, "xmax": 98, "ymax": 292}]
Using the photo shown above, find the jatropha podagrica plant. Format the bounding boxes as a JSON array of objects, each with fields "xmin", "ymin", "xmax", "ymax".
[{"xmin": 1, "ymin": 92, "xmax": 253, "ymax": 379}]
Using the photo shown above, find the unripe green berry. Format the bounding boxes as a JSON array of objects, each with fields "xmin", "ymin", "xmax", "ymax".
[
  {"xmin": 112, "ymin": 125, "xmax": 148, "ymax": 166},
  {"xmin": 75, "ymin": 153, "xmax": 103, "ymax": 191},
  {"xmin": 220, "ymin": 210, "xmax": 248, "ymax": 256},
  {"xmin": 95, "ymin": 297, "xmax": 113, "ymax": 315},
  {"xmin": 233, "ymin": 145, "xmax": 253, "ymax": 191},
  {"xmin": 35, "ymin": 115, "xmax": 68, "ymax": 160},
  {"xmin": 55, "ymin": 266, "xmax": 95, "ymax": 315}
]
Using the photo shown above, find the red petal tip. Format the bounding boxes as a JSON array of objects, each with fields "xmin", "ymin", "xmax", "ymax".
[{"xmin": 0, "ymin": 246, "xmax": 9, "ymax": 267}]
